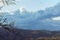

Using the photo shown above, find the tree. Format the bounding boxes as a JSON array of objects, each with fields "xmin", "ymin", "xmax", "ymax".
[
  {"xmin": 0, "ymin": 0, "xmax": 16, "ymax": 6},
  {"xmin": 0, "ymin": 15, "xmax": 15, "ymax": 31},
  {"xmin": 0, "ymin": 0, "xmax": 16, "ymax": 31}
]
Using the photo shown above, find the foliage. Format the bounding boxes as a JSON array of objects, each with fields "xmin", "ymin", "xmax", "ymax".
[
  {"xmin": 0, "ymin": 0, "xmax": 16, "ymax": 6},
  {"xmin": 0, "ymin": 15, "xmax": 15, "ymax": 31},
  {"xmin": 0, "ymin": 0, "xmax": 16, "ymax": 31}
]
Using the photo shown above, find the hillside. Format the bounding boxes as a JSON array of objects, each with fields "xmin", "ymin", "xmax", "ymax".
[{"xmin": 0, "ymin": 27, "xmax": 60, "ymax": 40}]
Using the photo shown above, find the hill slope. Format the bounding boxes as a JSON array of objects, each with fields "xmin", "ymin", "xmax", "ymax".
[{"xmin": 0, "ymin": 28, "xmax": 60, "ymax": 40}]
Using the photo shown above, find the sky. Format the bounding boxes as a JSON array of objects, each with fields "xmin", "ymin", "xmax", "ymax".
[
  {"xmin": 19, "ymin": 0, "xmax": 60, "ymax": 11},
  {"xmin": 0, "ymin": 0, "xmax": 60, "ymax": 12},
  {"xmin": 0, "ymin": 0, "xmax": 60, "ymax": 20},
  {"xmin": 0, "ymin": 0, "xmax": 60, "ymax": 30}
]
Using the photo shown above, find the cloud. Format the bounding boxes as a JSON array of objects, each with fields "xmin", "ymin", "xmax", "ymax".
[
  {"xmin": 52, "ymin": 16, "xmax": 60, "ymax": 20},
  {"xmin": 19, "ymin": 6, "xmax": 27, "ymax": 12},
  {"xmin": 1, "ymin": 2, "xmax": 60, "ymax": 30}
]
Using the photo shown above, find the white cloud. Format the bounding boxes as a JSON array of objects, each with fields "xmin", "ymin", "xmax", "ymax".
[
  {"xmin": 15, "ymin": 0, "xmax": 20, "ymax": 1},
  {"xmin": 19, "ymin": 6, "xmax": 27, "ymax": 12},
  {"xmin": 52, "ymin": 16, "xmax": 60, "ymax": 20}
]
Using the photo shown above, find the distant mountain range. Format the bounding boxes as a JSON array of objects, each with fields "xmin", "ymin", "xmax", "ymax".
[{"xmin": 1, "ymin": 3, "xmax": 60, "ymax": 31}]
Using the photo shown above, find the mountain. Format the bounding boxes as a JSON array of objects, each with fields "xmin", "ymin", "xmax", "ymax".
[
  {"xmin": 1, "ymin": 3, "xmax": 60, "ymax": 31},
  {"xmin": 0, "ymin": 28, "xmax": 60, "ymax": 40}
]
